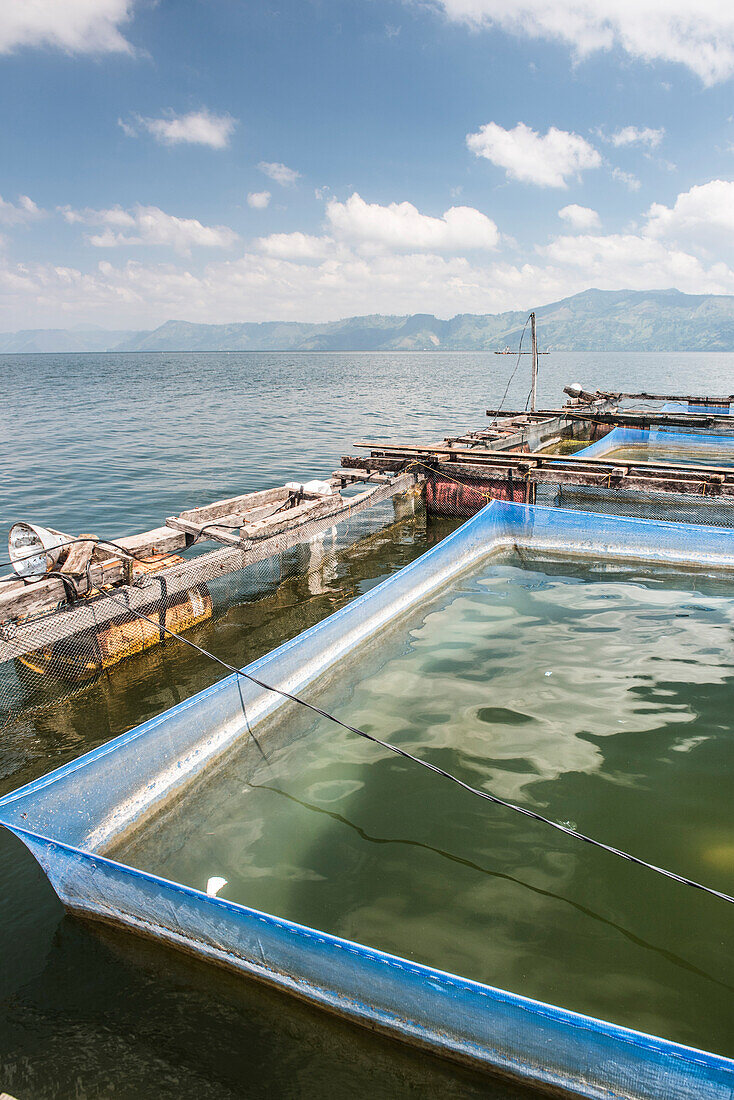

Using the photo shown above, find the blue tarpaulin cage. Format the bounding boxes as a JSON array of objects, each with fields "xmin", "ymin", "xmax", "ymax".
[
  {"xmin": 2, "ymin": 501, "xmax": 734, "ymax": 1099},
  {"xmin": 579, "ymin": 425, "xmax": 734, "ymax": 460}
]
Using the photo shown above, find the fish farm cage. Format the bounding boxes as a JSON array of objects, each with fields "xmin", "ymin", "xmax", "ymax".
[{"xmin": 2, "ymin": 385, "xmax": 734, "ymax": 1099}]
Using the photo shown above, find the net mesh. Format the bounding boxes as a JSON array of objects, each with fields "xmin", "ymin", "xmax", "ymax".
[
  {"xmin": 0, "ymin": 484, "xmax": 435, "ymax": 739},
  {"xmin": 536, "ymin": 482, "xmax": 734, "ymax": 527},
  {"xmin": 4, "ymin": 450, "xmax": 734, "ymax": 747}
]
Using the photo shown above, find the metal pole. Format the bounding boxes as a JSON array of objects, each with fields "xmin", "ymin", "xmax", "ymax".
[{"xmin": 530, "ymin": 311, "xmax": 538, "ymax": 412}]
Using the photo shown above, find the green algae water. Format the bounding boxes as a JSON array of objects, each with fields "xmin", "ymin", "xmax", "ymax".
[{"xmin": 115, "ymin": 553, "xmax": 734, "ymax": 1057}]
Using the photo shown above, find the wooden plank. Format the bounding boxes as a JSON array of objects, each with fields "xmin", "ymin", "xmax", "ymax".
[
  {"xmin": 242, "ymin": 494, "xmax": 344, "ymax": 540},
  {"xmin": 332, "ymin": 469, "xmax": 395, "ymax": 485},
  {"xmin": 344, "ymin": 453, "xmax": 734, "ymax": 498},
  {"xmin": 621, "ymin": 391, "xmax": 734, "ymax": 403},
  {"xmin": 557, "ymin": 410, "xmax": 734, "ymax": 430},
  {"xmin": 0, "ymin": 557, "xmax": 128, "ymax": 621},
  {"xmin": 167, "ymin": 519, "xmax": 242, "ymax": 547},
  {"xmin": 352, "ymin": 441, "xmax": 734, "ymax": 480},
  {"xmin": 174, "ymin": 486, "xmax": 288, "ymax": 525},
  {"xmin": 116, "ymin": 526, "xmax": 188, "ymax": 556},
  {"xmin": 0, "ymin": 523, "xmax": 193, "ymax": 620},
  {"xmin": 0, "ymin": 472, "xmax": 419, "ymax": 657},
  {"xmin": 426, "ymin": 458, "xmax": 734, "ymax": 497},
  {"xmin": 167, "ymin": 502, "xmax": 286, "ymax": 545},
  {"xmin": 484, "ymin": 407, "xmax": 599, "ymax": 419},
  {"xmin": 59, "ymin": 534, "xmax": 97, "ymax": 576}
]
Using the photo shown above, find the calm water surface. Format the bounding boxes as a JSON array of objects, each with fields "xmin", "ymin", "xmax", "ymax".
[
  {"xmin": 1, "ymin": 351, "xmax": 734, "ymax": 1097},
  {"xmin": 116, "ymin": 554, "xmax": 734, "ymax": 1056},
  {"xmin": 2, "ymin": 349, "xmax": 734, "ymax": 544}
]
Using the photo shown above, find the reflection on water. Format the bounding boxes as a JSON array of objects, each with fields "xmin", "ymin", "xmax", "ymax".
[
  {"xmin": 0, "ymin": 871, "xmax": 512, "ymax": 1100},
  {"xmin": 117, "ymin": 556, "xmax": 734, "ymax": 1056}
]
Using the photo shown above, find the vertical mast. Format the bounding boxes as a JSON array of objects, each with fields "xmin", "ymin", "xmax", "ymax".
[{"xmin": 530, "ymin": 311, "xmax": 538, "ymax": 412}]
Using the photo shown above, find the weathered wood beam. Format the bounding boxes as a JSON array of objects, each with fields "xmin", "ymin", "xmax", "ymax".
[
  {"xmin": 582, "ymin": 389, "xmax": 734, "ymax": 404},
  {"xmin": 558, "ymin": 410, "xmax": 734, "ymax": 430},
  {"xmin": 167, "ymin": 503, "xmax": 287, "ymax": 546},
  {"xmin": 343, "ymin": 452, "xmax": 734, "ymax": 498},
  {"xmin": 59, "ymin": 534, "xmax": 97, "ymax": 577},
  {"xmin": 332, "ymin": 469, "xmax": 396, "ymax": 485},
  {"xmin": 169, "ymin": 486, "xmax": 289, "ymax": 526},
  {"xmin": 483, "ymin": 407, "xmax": 596, "ymax": 419},
  {"xmin": 242, "ymin": 494, "xmax": 344, "ymax": 541},
  {"xmin": 0, "ymin": 473, "xmax": 419, "ymax": 634},
  {"xmin": 116, "ymin": 526, "xmax": 189, "ymax": 556},
  {"xmin": 352, "ymin": 441, "xmax": 734, "ymax": 480},
  {"xmin": 0, "ymin": 557, "xmax": 131, "ymax": 621}
]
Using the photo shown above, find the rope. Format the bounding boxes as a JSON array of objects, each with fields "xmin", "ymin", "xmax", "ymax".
[
  {"xmin": 197, "ymin": 490, "xmax": 304, "ymax": 541},
  {"xmin": 89, "ymin": 581, "xmax": 734, "ymax": 908},
  {"xmin": 0, "ymin": 535, "xmax": 182, "ymax": 579},
  {"xmin": 490, "ymin": 315, "xmax": 532, "ymax": 427},
  {"xmin": 1, "ymin": 489, "xmax": 317, "ymax": 583},
  {"xmin": 405, "ymin": 460, "xmax": 492, "ymax": 502}
]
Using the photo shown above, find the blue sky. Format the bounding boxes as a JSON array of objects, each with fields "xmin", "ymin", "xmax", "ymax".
[{"xmin": 2, "ymin": 0, "xmax": 734, "ymax": 329}]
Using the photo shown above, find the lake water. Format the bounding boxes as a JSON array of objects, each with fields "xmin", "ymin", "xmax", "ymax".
[
  {"xmin": 2, "ymin": 350, "xmax": 734, "ymax": 1097},
  {"xmin": 2, "ymin": 349, "xmax": 734, "ymax": 546}
]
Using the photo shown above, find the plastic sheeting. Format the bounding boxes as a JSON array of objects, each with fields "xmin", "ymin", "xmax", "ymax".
[
  {"xmin": 578, "ymin": 425, "xmax": 734, "ymax": 460},
  {"xmin": 1, "ymin": 500, "xmax": 734, "ymax": 1099},
  {"xmin": 661, "ymin": 401, "xmax": 733, "ymax": 418}
]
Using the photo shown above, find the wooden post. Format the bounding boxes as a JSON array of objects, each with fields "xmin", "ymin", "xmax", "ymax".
[{"xmin": 530, "ymin": 311, "xmax": 538, "ymax": 413}]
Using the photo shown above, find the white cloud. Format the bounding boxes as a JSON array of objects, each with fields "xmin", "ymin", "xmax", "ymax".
[
  {"xmin": 540, "ymin": 232, "xmax": 734, "ymax": 294},
  {"xmin": 0, "ymin": 251, "xmax": 532, "ymax": 328},
  {"xmin": 645, "ymin": 180, "xmax": 734, "ymax": 247},
  {"xmin": 426, "ymin": 0, "xmax": 734, "ymax": 85},
  {"xmin": 0, "ymin": 195, "xmax": 43, "ymax": 226},
  {"xmin": 612, "ymin": 167, "xmax": 641, "ymax": 191},
  {"xmin": 324, "ymin": 192, "xmax": 500, "ymax": 251},
  {"xmin": 62, "ymin": 204, "xmax": 238, "ymax": 255},
  {"xmin": 558, "ymin": 204, "xmax": 600, "ymax": 230},
  {"xmin": 121, "ymin": 110, "xmax": 236, "ymax": 149},
  {"xmin": 7, "ymin": 180, "xmax": 734, "ymax": 329},
  {"xmin": 258, "ymin": 162, "xmax": 300, "ymax": 187},
  {"xmin": 609, "ymin": 126, "xmax": 664, "ymax": 148},
  {"xmin": 539, "ymin": 178, "xmax": 734, "ymax": 295},
  {"xmin": 0, "ymin": 0, "xmax": 135, "ymax": 55},
  {"xmin": 466, "ymin": 122, "xmax": 601, "ymax": 188},
  {"xmin": 257, "ymin": 233, "xmax": 336, "ymax": 260},
  {"xmin": 247, "ymin": 191, "xmax": 271, "ymax": 209},
  {"xmin": 4, "ymin": 225, "xmax": 734, "ymax": 331}
]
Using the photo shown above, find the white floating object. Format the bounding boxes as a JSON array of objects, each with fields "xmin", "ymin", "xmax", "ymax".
[
  {"xmin": 285, "ymin": 479, "xmax": 333, "ymax": 496},
  {"xmin": 8, "ymin": 522, "xmax": 70, "ymax": 578},
  {"xmin": 206, "ymin": 876, "xmax": 228, "ymax": 897}
]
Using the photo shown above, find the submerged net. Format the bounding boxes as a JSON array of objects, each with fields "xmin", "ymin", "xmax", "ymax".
[
  {"xmin": 0, "ymin": 484, "xmax": 435, "ymax": 741},
  {"xmin": 5, "ymin": 434, "xmax": 734, "ymax": 751},
  {"xmin": 536, "ymin": 482, "xmax": 734, "ymax": 527}
]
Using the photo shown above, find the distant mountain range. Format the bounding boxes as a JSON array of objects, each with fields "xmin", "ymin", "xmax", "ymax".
[
  {"xmin": 4, "ymin": 288, "xmax": 734, "ymax": 353},
  {"xmin": 0, "ymin": 327, "xmax": 143, "ymax": 354}
]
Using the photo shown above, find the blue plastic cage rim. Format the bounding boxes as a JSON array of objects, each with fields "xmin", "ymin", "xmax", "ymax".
[
  {"xmin": 579, "ymin": 425, "xmax": 734, "ymax": 458},
  {"xmin": 661, "ymin": 401, "xmax": 733, "ymax": 416},
  {"xmin": 2, "ymin": 500, "xmax": 734, "ymax": 1099}
]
